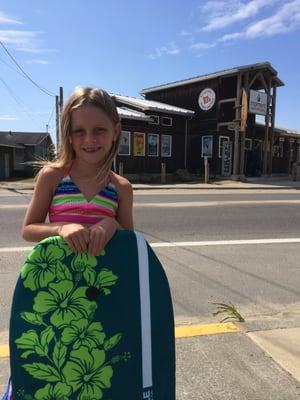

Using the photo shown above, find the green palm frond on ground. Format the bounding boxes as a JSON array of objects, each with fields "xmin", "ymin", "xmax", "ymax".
[{"xmin": 211, "ymin": 302, "xmax": 245, "ymax": 323}]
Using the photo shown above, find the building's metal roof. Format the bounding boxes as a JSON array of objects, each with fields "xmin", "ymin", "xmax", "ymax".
[
  {"xmin": 117, "ymin": 107, "xmax": 151, "ymax": 121},
  {"xmin": 112, "ymin": 93, "xmax": 194, "ymax": 116},
  {"xmin": 141, "ymin": 62, "xmax": 284, "ymax": 94},
  {"xmin": 0, "ymin": 131, "xmax": 51, "ymax": 148},
  {"xmin": 256, "ymin": 121, "xmax": 300, "ymax": 137}
]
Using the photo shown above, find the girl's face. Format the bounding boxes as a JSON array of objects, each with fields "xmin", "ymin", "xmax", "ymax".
[{"xmin": 70, "ymin": 105, "xmax": 120, "ymax": 165}]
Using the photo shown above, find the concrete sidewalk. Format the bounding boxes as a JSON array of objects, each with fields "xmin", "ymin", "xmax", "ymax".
[{"xmin": 1, "ymin": 175, "xmax": 300, "ymax": 190}]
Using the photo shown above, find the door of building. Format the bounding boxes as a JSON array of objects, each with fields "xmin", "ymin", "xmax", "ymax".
[{"xmin": 4, "ymin": 153, "xmax": 10, "ymax": 178}]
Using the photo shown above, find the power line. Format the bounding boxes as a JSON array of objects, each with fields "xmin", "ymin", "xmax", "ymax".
[
  {"xmin": 0, "ymin": 75, "xmax": 41, "ymax": 128},
  {"xmin": 0, "ymin": 40, "xmax": 56, "ymax": 97},
  {"xmin": 47, "ymin": 103, "xmax": 56, "ymax": 126}
]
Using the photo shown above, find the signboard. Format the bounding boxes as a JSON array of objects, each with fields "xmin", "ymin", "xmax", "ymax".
[
  {"xmin": 201, "ymin": 135, "xmax": 213, "ymax": 158},
  {"xmin": 240, "ymin": 88, "xmax": 248, "ymax": 131},
  {"xmin": 198, "ymin": 88, "xmax": 216, "ymax": 111},
  {"xmin": 133, "ymin": 132, "xmax": 145, "ymax": 156},
  {"xmin": 119, "ymin": 131, "xmax": 131, "ymax": 156},
  {"xmin": 161, "ymin": 135, "xmax": 172, "ymax": 157},
  {"xmin": 222, "ymin": 141, "xmax": 232, "ymax": 177},
  {"xmin": 249, "ymin": 90, "xmax": 268, "ymax": 116},
  {"xmin": 148, "ymin": 133, "xmax": 159, "ymax": 157}
]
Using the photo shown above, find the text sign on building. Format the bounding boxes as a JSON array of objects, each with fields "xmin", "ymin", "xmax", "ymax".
[
  {"xmin": 249, "ymin": 90, "xmax": 268, "ymax": 116},
  {"xmin": 198, "ymin": 88, "xmax": 216, "ymax": 111},
  {"xmin": 222, "ymin": 141, "xmax": 232, "ymax": 177}
]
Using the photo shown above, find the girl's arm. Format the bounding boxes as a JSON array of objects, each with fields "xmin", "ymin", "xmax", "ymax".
[
  {"xmin": 22, "ymin": 167, "xmax": 89, "ymax": 252},
  {"xmin": 87, "ymin": 176, "xmax": 133, "ymax": 255},
  {"xmin": 22, "ymin": 167, "xmax": 62, "ymax": 241}
]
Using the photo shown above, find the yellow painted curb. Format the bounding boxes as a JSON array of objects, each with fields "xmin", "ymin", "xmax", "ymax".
[
  {"xmin": 0, "ymin": 323, "xmax": 240, "ymax": 358},
  {"xmin": 0, "ymin": 345, "xmax": 9, "ymax": 358},
  {"xmin": 175, "ymin": 322, "xmax": 240, "ymax": 338}
]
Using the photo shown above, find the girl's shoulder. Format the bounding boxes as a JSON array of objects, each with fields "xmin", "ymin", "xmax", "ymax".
[
  {"xmin": 36, "ymin": 166, "xmax": 66, "ymax": 193},
  {"xmin": 109, "ymin": 171, "xmax": 133, "ymax": 197}
]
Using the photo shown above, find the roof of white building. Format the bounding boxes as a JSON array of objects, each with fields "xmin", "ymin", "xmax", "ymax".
[
  {"xmin": 112, "ymin": 94, "xmax": 194, "ymax": 116},
  {"xmin": 117, "ymin": 107, "xmax": 150, "ymax": 121}
]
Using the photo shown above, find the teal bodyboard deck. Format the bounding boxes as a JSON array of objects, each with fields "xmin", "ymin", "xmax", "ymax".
[{"xmin": 9, "ymin": 231, "xmax": 175, "ymax": 400}]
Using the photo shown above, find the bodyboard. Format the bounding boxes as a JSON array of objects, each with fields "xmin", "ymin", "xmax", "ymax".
[{"xmin": 9, "ymin": 230, "xmax": 175, "ymax": 400}]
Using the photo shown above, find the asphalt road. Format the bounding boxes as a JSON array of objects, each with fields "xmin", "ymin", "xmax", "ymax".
[{"xmin": 1, "ymin": 187, "xmax": 300, "ymax": 398}]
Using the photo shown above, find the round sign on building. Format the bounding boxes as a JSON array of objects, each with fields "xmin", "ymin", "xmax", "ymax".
[{"xmin": 198, "ymin": 88, "xmax": 216, "ymax": 111}]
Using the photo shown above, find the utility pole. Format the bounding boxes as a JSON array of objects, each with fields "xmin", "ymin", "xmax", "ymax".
[{"xmin": 55, "ymin": 87, "xmax": 64, "ymax": 152}]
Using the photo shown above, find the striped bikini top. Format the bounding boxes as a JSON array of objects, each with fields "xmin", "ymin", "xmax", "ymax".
[{"xmin": 48, "ymin": 172, "xmax": 118, "ymax": 226}]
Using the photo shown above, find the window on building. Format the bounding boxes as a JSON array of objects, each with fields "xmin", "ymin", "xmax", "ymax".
[
  {"xmin": 149, "ymin": 115, "xmax": 159, "ymax": 125},
  {"xmin": 218, "ymin": 136, "xmax": 229, "ymax": 158},
  {"xmin": 161, "ymin": 116, "xmax": 173, "ymax": 126}
]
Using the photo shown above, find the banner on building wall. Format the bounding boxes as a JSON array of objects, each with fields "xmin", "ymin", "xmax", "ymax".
[
  {"xmin": 249, "ymin": 90, "xmax": 268, "ymax": 116},
  {"xmin": 222, "ymin": 141, "xmax": 232, "ymax": 177},
  {"xmin": 148, "ymin": 133, "xmax": 159, "ymax": 157},
  {"xmin": 133, "ymin": 132, "xmax": 145, "ymax": 156},
  {"xmin": 240, "ymin": 88, "xmax": 248, "ymax": 131},
  {"xmin": 119, "ymin": 131, "xmax": 131, "ymax": 156},
  {"xmin": 161, "ymin": 135, "xmax": 172, "ymax": 157}
]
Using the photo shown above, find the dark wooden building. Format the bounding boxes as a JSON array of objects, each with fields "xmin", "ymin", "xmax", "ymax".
[{"xmin": 141, "ymin": 62, "xmax": 297, "ymax": 177}]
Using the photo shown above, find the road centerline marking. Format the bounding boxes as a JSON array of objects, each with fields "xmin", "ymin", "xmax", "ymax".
[{"xmin": 1, "ymin": 238, "xmax": 300, "ymax": 253}]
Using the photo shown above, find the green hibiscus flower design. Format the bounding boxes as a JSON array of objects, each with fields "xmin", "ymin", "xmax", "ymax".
[
  {"xmin": 35, "ymin": 382, "xmax": 72, "ymax": 400},
  {"xmin": 71, "ymin": 254, "xmax": 98, "ymax": 286},
  {"xmin": 33, "ymin": 280, "xmax": 96, "ymax": 328},
  {"xmin": 62, "ymin": 346, "xmax": 113, "ymax": 400},
  {"xmin": 21, "ymin": 243, "xmax": 65, "ymax": 291},
  {"xmin": 61, "ymin": 319, "xmax": 106, "ymax": 350}
]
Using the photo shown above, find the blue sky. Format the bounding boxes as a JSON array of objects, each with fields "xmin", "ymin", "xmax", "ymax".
[{"xmin": 0, "ymin": 0, "xmax": 299, "ymax": 144}]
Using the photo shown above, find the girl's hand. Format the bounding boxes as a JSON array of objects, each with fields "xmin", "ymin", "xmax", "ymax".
[
  {"xmin": 88, "ymin": 218, "xmax": 118, "ymax": 256},
  {"xmin": 58, "ymin": 224, "xmax": 90, "ymax": 253}
]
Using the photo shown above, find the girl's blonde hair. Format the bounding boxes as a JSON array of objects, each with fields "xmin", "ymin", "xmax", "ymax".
[{"xmin": 44, "ymin": 87, "xmax": 120, "ymax": 180}]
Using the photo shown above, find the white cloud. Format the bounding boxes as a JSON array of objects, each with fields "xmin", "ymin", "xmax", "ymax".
[
  {"xmin": 200, "ymin": 0, "xmax": 278, "ymax": 31},
  {"xmin": 147, "ymin": 43, "xmax": 180, "ymax": 59},
  {"xmin": 0, "ymin": 12, "xmax": 57, "ymax": 54},
  {"xmin": 0, "ymin": 114, "xmax": 18, "ymax": 120},
  {"xmin": 0, "ymin": 11, "xmax": 22, "ymax": 25},
  {"xmin": 16, "ymin": 47, "xmax": 57, "ymax": 54},
  {"xmin": 25, "ymin": 59, "xmax": 50, "ymax": 65},
  {"xmin": 191, "ymin": 0, "xmax": 300, "ymax": 53},
  {"xmin": 0, "ymin": 30, "xmax": 37, "ymax": 44},
  {"xmin": 190, "ymin": 42, "xmax": 217, "ymax": 50},
  {"xmin": 178, "ymin": 30, "xmax": 192, "ymax": 36}
]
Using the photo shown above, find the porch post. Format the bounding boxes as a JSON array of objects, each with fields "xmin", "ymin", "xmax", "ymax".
[{"xmin": 233, "ymin": 73, "xmax": 242, "ymax": 177}]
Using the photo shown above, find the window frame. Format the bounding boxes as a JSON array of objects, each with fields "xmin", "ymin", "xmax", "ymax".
[
  {"xmin": 161, "ymin": 116, "xmax": 173, "ymax": 126},
  {"xmin": 148, "ymin": 115, "xmax": 159, "ymax": 125}
]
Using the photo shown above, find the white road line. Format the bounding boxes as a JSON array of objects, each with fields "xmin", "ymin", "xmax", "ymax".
[
  {"xmin": 0, "ymin": 205, "xmax": 27, "ymax": 209},
  {"xmin": 1, "ymin": 200, "xmax": 300, "ymax": 210},
  {"xmin": 1, "ymin": 238, "xmax": 300, "ymax": 253},
  {"xmin": 150, "ymin": 238, "xmax": 300, "ymax": 247},
  {"xmin": 0, "ymin": 246, "xmax": 33, "ymax": 253},
  {"xmin": 135, "ymin": 200, "xmax": 300, "ymax": 207}
]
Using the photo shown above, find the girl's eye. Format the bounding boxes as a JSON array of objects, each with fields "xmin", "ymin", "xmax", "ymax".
[
  {"xmin": 72, "ymin": 130, "xmax": 85, "ymax": 137},
  {"xmin": 95, "ymin": 128, "xmax": 105, "ymax": 134}
]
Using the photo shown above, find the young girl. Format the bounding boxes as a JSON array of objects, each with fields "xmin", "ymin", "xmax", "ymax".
[
  {"xmin": 23, "ymin": 86, "xmax": 133, "ymax": 254},
  {"xmin": 2, "ymin": 87, "xmax": 133, "ymax": 400}
]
